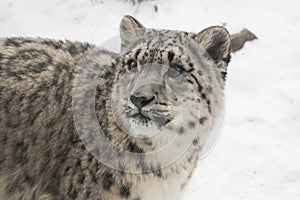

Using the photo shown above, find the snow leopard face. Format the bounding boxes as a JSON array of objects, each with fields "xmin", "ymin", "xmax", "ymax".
[
  {"xmin": 112, "ymin": 47, "xmax": 192, "ymax": 137},
  {"xmin": 110, "ymin": 16, "xmax": 231, "ymax": 138}
]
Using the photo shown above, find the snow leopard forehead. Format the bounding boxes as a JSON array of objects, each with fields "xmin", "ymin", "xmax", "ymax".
[{"xmin": 119, "ymin": 15, "xmax": 231, "ymax": 83}]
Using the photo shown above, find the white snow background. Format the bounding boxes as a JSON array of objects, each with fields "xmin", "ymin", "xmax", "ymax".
[{"xmin": 0, "ymin": 0, "xmax": 299, "ymax": 199}]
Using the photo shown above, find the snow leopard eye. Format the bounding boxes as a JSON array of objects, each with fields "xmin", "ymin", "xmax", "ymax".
[
  {"xmin": 167, "ymin": 65, "xmax": 182, "ymax": 78},
  {"xmin": 127, "ymin": 59, "xmax": 138, "ymax": 72}
]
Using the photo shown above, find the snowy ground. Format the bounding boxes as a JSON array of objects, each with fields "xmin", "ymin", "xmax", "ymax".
[{"xmin": 1, "ymin": 0, "xmax": 300, "ymax": 199}]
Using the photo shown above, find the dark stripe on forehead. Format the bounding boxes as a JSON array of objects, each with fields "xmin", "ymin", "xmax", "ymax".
[
  {"xmin": 135, "ymin": 48, "xmax": 141, "ymax": 60},
  {"xmin": 167, "ymin": 51, "xmax": 175, "ymax": 63}
]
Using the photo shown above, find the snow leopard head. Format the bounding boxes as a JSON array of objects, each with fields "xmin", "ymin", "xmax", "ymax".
[{"xmin": 110, "ymin": 16, "xmax": 231, "ymax": 139}]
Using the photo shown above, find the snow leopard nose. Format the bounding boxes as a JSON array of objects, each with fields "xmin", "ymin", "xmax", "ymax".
[{"xmin": 130, "ymin": 95, "xmax": 155, "ymax": 109}]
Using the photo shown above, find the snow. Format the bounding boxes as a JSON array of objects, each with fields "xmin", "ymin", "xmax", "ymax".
[{"xmin": 1, "ymin": 0, "xmax": 299, "ymax": 199}]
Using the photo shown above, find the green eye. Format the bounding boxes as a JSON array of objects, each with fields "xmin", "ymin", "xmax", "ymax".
[
  {"xmin": 127, "ymin": 59, "xmax": 137, "ymax": 72},
  {"xmin": 167, "ymin": 65, "xmax": 181, "ymax": 78}
]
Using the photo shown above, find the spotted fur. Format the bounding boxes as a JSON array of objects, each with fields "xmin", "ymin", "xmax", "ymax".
[{"xmin": 0, "ymin": 16, "xmax": 231, "ymax": 200}]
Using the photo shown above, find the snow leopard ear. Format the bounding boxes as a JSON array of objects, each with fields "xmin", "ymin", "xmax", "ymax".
[
  {"xmin": 120, "ymin": 15, "xmax": 145, "ymax": 51},
  {"xmin": 120, "ymin": 15, "xmax": 144, "ymax": 32},
  {"xmin": 194, "ymin": 26, "xmax": 231, "ymax": 64}
]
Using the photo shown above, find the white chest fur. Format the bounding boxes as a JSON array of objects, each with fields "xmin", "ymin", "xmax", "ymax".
[{"xmin": 136, "ymin": 170, "xmax": 190, "ymax": 200}]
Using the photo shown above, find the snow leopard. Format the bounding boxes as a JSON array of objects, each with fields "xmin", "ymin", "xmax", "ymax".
[{"xmin": 0, "ymin": 15, "xmax": 231, "ymax": 200}]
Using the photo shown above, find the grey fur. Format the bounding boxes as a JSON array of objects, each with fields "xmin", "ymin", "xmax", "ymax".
[{"xmin": 0, "ymin": 16, "xmax": 231, "ymax": 200}]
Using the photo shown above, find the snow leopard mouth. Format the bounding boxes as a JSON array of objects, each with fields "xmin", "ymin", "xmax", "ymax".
[
  {"xmin": 128, "ymin": 109, "xmax": 171, "ymax": 126},
  {"xmin": 131, "ymin": 112, "xmax": 151, "ymax": 123}
]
